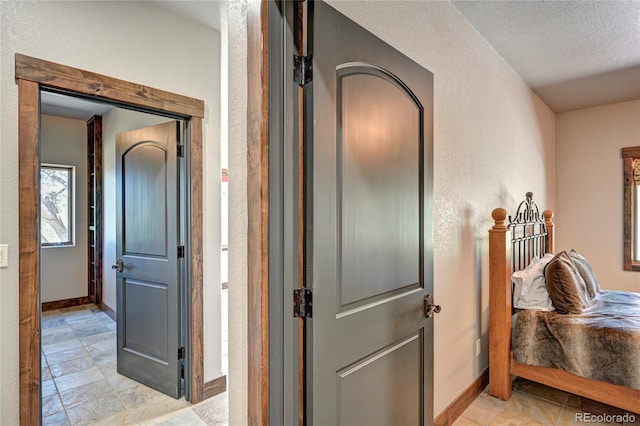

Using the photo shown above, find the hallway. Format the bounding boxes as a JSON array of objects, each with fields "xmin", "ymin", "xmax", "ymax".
[{"xmin": 41, "ymin": 304, "xmax": 227, "ymax": 425}]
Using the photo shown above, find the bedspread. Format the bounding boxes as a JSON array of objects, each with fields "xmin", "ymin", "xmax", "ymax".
[{"xmin": 513, "ymin": 290, "xmax": 640, "ymax": 390}]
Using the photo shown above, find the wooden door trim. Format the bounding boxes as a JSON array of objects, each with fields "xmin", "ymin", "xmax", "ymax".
[
  {"xmin": 188, "ymin": 116, "xmax": 205, "ymax": 403},
  {"xmin": 15, "ymin": 54, "xmax": 204, "ymax": 119},
  {"xmin": 247, "ymin": 0, "xmax": 270, "ymax": 424},
  {"xmin": 16, "ymin": 54, "xmax": 206, "ymax": 424},
  {"xmin": 18, "ymin": 78, "xmax": 41, "ymax": 425}
]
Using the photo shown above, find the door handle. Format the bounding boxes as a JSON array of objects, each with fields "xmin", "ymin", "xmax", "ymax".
[
  {"xmin": 111, "ymin": 259, "xmax": 124, "ymax": 273},
  {"xmin": 424, "ymin": 294, "xmax": 441, "ymax": 318}
]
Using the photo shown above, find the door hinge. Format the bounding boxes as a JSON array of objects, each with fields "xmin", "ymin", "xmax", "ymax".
[
  {"xmin": 177, "ymin": 246, "xmax": 185, "ymax": 258},
  {"xmin": 294, "ymin": 54, "xmax": 313, "ymax": 87},
  {"xmin": 177, "ymin": 145, "xmax": 184, "ymax": 158},
  {"xmin": 293, "ymin": 288, "xmax": 312, "ymax": 318},
  {"xmin": 179, "ymin": 346, "xmax": 185, "ymax": 379}
]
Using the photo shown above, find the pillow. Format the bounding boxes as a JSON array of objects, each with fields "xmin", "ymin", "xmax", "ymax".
[
  {"xmin": 511, "ymin": 253, "xmax": 555, "ymax": 311},
  {"xmin": 544, "ymin": 251, "xmax": 591, "ymax": 314},
  {"xmin": 568, "ymin": 249, "xmax": 600, "ymax": 298},
  {"xmin": 512, "ymin": 256, "xmax": 540, "ymax": 307}
]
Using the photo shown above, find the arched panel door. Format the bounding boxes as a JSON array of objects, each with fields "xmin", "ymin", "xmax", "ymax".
[
  {"xmin": 115, "ymin": 120, "xmax": 182, "ymax": 399},
  {"xmin": 307, "ymin": 2, "xmax": 434, "ymax": 425}
]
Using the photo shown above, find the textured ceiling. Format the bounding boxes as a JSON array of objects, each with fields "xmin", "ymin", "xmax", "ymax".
[
  {"xmin": 451, "ymin": 0, "xmax": 640, "ymax": 112},
  {"xmin": 151, "ymin": 0, "xmax": 225, "ymax": 31},
  {"xmin": 41, "ymin": 92, "xmax": 113, "ymax": 120},
  {"xmin": 42, "ymin": 1, "xmax": 640, "ymax": 115},
  {"xmin": 157, "ymin": 0, "xmax": 640, "ymax": 112}
]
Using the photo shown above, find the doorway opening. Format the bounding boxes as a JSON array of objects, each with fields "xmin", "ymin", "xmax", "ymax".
[
  {"xmin": 39, "ymin": 91, "xmax": 192, "ymax": 422},
  {"xmin": 16, "ymin": 53, "xmax": 208, "ymax": 423}
]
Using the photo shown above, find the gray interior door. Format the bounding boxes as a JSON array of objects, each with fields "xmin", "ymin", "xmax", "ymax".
[
  {"xmin": 115, "ymin": 120, "xmax": 182, "ymax": 398},
  {"xmin": 307, "ymin": 2, "xmax": 434, "ymax": 424}
]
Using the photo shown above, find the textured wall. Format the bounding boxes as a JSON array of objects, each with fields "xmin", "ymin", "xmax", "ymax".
[
  {"xmin": 225, "ymin": 0, "xmax": 556, "ymax": 421},
  {"xmin": 40, "ymin": 115, "xmax": 88, "ymax": 303},
  {"xmin": 0, "ymin": 2, "xmax": 222, "ymax": 421},
  {"xmin": 226, "ymin": 0, "xmax": 249, "ymax": 424},
  {"xmin": 556, "ymin": 100, "xmax": 640, "ymax": 293},
  {"xmin": 327, "ymin": 1, "xmax": 556, "ymax": 414}
]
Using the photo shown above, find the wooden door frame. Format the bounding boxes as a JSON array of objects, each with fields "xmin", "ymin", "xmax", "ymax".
[
  {"xmin": 247, "ymin": 1, "xmax": 304, "ymax": 424},
  {"xmin": 16, "ymin": 53, "xmax": 206, "ymax": 424},
  {"xmin": 247, "ymin": 0, "xmax": 271, "ymax": 424}
]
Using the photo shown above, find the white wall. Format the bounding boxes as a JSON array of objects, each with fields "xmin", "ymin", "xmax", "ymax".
[
  {"xmin": 40, "ymin": 114, "xmax": 88, "ymax": 303},
  {"xmin": 101, "ymin": 108, "xmax": 171, "ymax": 312},
  {"xmin": 0, "ymin": 2, "xmax": 222, "ymax": 421},
  {"xmin": 227, "ymin": 0, "xmax": 556, "ymax": 421},
  {"xmin": 556, "ymin": 100, "xmax": 640, "ymax": 293}
]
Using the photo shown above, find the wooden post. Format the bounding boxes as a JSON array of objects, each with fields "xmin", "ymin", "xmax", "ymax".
[
  {"xmin": 488, "ymin": 208, "xmax": 512, "ymax": 400},
  {"xmin": 543, "ymin": 210, "xmax": 554, "ymax": 254}
]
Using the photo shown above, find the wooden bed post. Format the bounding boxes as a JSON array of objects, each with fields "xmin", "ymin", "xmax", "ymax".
[
  {"xmin": 543, "ymin": 210, "xmax": 554, "ymax": 254},
  {"xmin": 488, "ymin": 208, "xmax": 513, "ymax": 400}
]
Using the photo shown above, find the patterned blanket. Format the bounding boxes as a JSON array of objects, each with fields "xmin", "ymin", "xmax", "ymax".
[{"xmin": 514, "ymin": 290, "xmax": 640, "ymax": 390}]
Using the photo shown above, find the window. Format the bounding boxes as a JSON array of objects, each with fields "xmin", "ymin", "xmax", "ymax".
[
  {"xmin": 622, "ymin": 147, "xmax": 640, "ymax": 271},
  {"xmin": 41, "ymin": 164, "xmax": 75, "ymax": 247}
]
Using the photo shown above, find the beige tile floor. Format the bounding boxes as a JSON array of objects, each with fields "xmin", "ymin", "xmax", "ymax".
[
  {"xmin": 45, "ymin": 300, "xmax": 639, "ymax": 425},
  {"xmin": 41, "ymin": 304, "xmax": 228, "ymax": 425},
  {"xmin": 456, "ymin": 378, "xmax": 640, "ymax": 426}
]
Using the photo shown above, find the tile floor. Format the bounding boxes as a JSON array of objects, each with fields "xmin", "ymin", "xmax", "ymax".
[
  {"xmin": 41, "ymin": 304, "xmax": 228, "ymax": 425},
  {"xmin": 456, "ymin": 378, "xmax": 640, "ymax": 425},
  {"xmin": 44, "ymin": 300, "xmax": 639, "ymax": 425}
]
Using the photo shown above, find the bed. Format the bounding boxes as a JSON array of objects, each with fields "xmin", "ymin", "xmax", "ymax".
[{"xmin": 488, "ymin": 192, "xmax": 640, "ymax": 414}]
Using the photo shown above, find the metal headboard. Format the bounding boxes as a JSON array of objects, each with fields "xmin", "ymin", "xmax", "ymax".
[{"xmin": 508, "ymin": 192, "xmax": 549, "ymax": 272}]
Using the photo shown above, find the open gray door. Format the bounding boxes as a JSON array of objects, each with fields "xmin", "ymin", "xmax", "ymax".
[
  {"xmin": 115, "ymin": 121, "xmax": 182, "ymax": 398},
  {"xmin": 305, "ymin": 2, "xmax": 435, "ymax": 424}
]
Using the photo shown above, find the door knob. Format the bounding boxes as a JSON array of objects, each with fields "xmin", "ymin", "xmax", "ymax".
[
  {"xmin": 424, "ymin": 294, "xmax": 441, "ymax": 318},
  {"xmin": 111, "ymin": 259, "xmax": 124, "ymax": 273}
]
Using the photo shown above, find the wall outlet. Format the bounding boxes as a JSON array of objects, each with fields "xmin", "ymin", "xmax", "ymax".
[
  {"xmin": 0, "ymin": 244, "xmax": 8, "ymax": 268},
  {"xmin": 475, "ymin": 338, "xmax": 482, "ymax": 356}
]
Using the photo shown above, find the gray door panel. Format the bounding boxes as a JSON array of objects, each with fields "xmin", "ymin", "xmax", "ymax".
[
  {"xmin": 308, "ymin": 2, "xmax": 434, "ymax": 424},
  {"xmin": 123, "ymin": 142, "xmax": 168, "ymax": 257},
  {"xmin": 116, "ymin": 121, "xmax": 182, "ymax": 398},
  {"xmin": 337, "ymin": 333, "xmax": 423, "ymax": 426},
  {"xmin": 338, "ymin": 65, "xmax": 422, "ymax": 308}
]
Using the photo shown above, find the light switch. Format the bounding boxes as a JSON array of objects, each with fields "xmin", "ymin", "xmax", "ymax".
[{"xmin": 0, "ymin": 244, "xmax": 8, "ymax": 268}]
